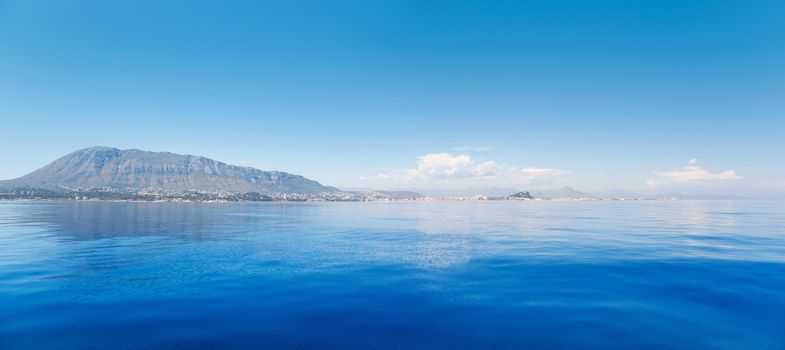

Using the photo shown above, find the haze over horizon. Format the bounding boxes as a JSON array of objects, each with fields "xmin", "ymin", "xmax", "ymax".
[{"xmin": 1, "ymin": 1, "xmax": 783, "ymax": 196}]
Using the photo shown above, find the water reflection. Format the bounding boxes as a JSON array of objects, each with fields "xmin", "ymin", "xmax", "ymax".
[
  {"xmin": 25, "ymin": 201, "xmax": 248, "ymax": 241},
  {"xmin": 2, "ymin": 200, "xmax": 784, "ymax": 263},
  {"xmin": 1, "ymin": 200, "xmax": 785, "ymax": 349}
]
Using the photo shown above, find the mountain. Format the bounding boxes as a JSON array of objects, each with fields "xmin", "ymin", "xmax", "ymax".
[
  {"xmin": 0, "ymin": 147, "xmax": 338, "ymax": 194},
  {"xmin": 532, "ymin": 186, "xmax": 590, "ymax": 199},
  {"xmin": 508, "ymin": 191, "xmax": 534, "ymax": 200}
]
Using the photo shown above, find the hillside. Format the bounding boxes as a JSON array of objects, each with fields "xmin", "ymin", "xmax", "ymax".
[{"xmin": 0, "ymin": 147, "xmax": 338, "ymax": 194}]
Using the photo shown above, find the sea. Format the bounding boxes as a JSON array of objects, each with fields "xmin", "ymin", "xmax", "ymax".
[{"xmin": 1, "ymin": 200, "xmax": 783, "ymax": 349}]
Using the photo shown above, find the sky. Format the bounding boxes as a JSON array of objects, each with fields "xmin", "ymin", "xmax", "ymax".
[{"xmin": 1, "ymin": 0, "xmax": 783, "ymax": 195}]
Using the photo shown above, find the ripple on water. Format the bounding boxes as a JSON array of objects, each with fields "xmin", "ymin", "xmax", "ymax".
[{"xmin": 0, "ymin": 200, "xmax": 784, "ymax": 349}]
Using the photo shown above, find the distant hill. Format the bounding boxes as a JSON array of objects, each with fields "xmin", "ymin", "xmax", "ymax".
[
  {"xmin": 532, "ymin": 187, "xmax": 589, "ymax": 199},
  {"xmin": 0, "ymin": 147, "xmax": 338, "ymax": 194},
  {"xmin": 508, "ymin": 191, "xmax": 534, "ymax": 200}
]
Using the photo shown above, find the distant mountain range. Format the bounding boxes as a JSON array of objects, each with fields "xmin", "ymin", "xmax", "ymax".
[
  {"xmin": 531, "ymin": 187, "xmax": 744, "ymax": 200},
  {"xmin": 0, "ymin": 147, "xmax": 744, "ymax": 201},
  {"xmin": 531, "ymin": 186, "xmax": 590, "ymax": 199},
  {"xmin": 0, "ymin": 147, "xmax": 338, "ymax": 194},
  {"xmin": 399, "ymin": 186, "xmax": 743, "ymax": 200}
]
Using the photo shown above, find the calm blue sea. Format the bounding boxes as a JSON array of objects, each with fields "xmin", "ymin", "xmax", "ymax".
[{"xmin": 1, "ymin": 200, "xmax": 784, "ymax": 349}]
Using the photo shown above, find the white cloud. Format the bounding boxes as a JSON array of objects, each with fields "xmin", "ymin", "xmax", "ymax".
[
  {"xmin": 653, "ymin": 160, "xmax": 743, "ymax": 183},
  {"xmin": 381, "ymin": 153, "xmax": 497, "ymax": 181},
  {"xmin": 376, "ymin": 153, "xmax": 564, "ymax": 187}
]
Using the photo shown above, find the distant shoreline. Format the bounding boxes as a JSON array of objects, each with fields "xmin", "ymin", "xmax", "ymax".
[
  {"xmin": 0, "ymin": 187, "xmax": 746, "ymax": 202},
  {"xmin": 1, "ymin": 197, "xmax": 731, "ymax": 203}
]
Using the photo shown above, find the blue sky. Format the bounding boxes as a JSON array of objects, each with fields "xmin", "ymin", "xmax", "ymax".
[{"xmin": 1, "ymin": 0, "xmax": 783, "ymax": 195}]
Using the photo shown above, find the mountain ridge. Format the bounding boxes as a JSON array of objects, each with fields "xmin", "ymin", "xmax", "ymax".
[{"xmin": 0, "ymin": 146, "xmax": 338, "ymax": 194}]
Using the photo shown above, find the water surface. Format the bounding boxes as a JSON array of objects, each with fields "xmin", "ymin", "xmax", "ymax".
[{"xmin": 1, "ymin": 200, "xmax": 784, "ymax": 349}]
